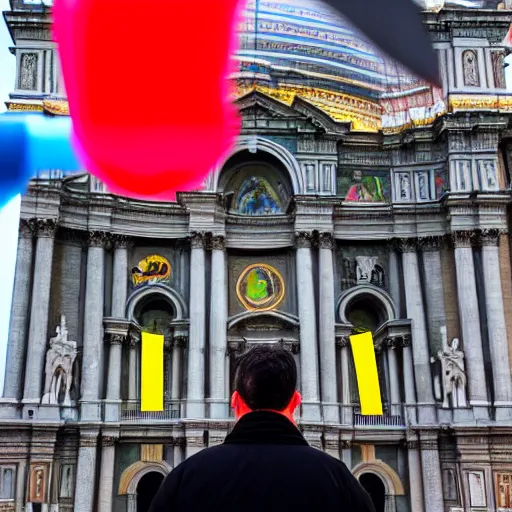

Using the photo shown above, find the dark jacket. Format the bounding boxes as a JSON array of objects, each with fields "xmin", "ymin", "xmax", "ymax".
[{"xmin": 149, "ymin": 411, "xmax": 376, "ymax": 512}]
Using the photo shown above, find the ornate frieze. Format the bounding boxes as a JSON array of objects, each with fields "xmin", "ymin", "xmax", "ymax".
[
  {"xmin": 451, "ymin": 230, "xmax": 477, "ymax": 249},
  {"xmin": 295, "ymin": 231, "xmax": 313, "ymax": 249}
]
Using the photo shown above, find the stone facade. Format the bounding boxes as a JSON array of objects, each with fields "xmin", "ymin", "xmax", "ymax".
[{"xmin": 3, "ymin": 2, "xmax": 512, "ymax": 512}]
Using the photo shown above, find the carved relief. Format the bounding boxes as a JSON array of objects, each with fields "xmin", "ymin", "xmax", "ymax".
[
  {"xmin": 451, "ymin": 230, "xmax": 476, "ymax": 249},
  {"xmin": 454, "ymin": 160, "xmax": 472, "ymax": 191},
  {"xmin": 28, "ymin": 464, "xmax": 48, "ymax": 503},
  {"xmin": 394, "ymin": 238, "xmax": 417, "ymax": 254},
  {"xmin": 190, "ymin": 232, "xmax": 206, "ymax": 249},
  {"xmin": 468, "ymin": 471, "xmax": 486, "ymax": 507},
  {"xmin": 295, "ymin": 232, "xmax": 313, "ymax": 249},
  {"xmin": 19, "ymin": 53, "xmax": 38, "ymax": 91},
  {"xmin": 211, "ymin": 235, "xmax": 226, "ymax": 251},
  {"xmin": 355, "ymin": 256, "xmax": 385, "ymax": 288},
  {"xmin": 415, "ymin": 171, "xmax": 431, "ymax": 201},
  {"xmin": 88, "ymin": 230, "xmax": 109, "ymax": 248},
  {"xmin": 492, "ymin": 50, "xmax": 506, "ymax": 89},
  {"xmin": 36, "ymin": 219, "xmax": 57, "ymax": 238},
  {"xmin": 19, "ymin": 219, "xmax": 35, "ymax": 239},
  {"xmin": 341, "ymin": 258, "xmax": 356, "ymax": 290},
  {"xmin": 462, "ymin": 50, "xmax": 480, "ymax": 87},
  {"xmin": 41, "ymin": 316, "xmax": 78, "ymax": 406},
  {"xmin": 317, "ymin": 232, "xmax": 333, "ymax": 250},
  {"xmin": 418, "ymin": 236, "xmax": 440, "ymax": 252},
  {"xmin": 477, "ymin": 159, "xmax": 498, "ymax": 191},
  {"xmin": 496, "ymin": 473, "xmax": 512, "ymax": 509},
  {"xmin": 479, "ymin": 228, "xmax": 501, "ymax": 247},
  {"xmin": 396, "ymin": 173, "xmax": 411, "ymax": 201}
]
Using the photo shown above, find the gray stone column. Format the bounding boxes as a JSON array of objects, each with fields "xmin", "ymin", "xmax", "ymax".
[
  {"xmin": 387, "ymin": 248, "xmax": 401, "ymax": 316},
  {"xmin": 420, "ymin": 433, "xmax": 444, "ymax": 512},
  {"xmin": 15, "ymin": 458, "xmax": 26, "ymax": 511},
  {"xmin": 341, "ymin": 440, "xmax": 352, "ymax": 469},
  {"xmin": 479, "ymin": 229, "xmax": 512, "ymax": 419},
  {"xmin": 318, "ymin": 233, "xmax": 338, "ymax": 423},
  {"xmin": 386, "ymin": 338, "xmax": 401, "ymax": 416},
  {"xmin": 74, "ymin": 433, "xmax": 98, "ymax": 512},
  {"xmin": 407, "ymin": 438, "xmax": 425, "ymax": 512},
  {"xmin": 338, "ymin": 337, "xmax": 351, "ymax": 425},
  {"xmin": 105, "ymin": 335, "xmax": 124, "ymax": 422},
  {"xmin": 80, "ymin": 232, "xmax": 107, "ymax": 421},
  {"xmin": 23, "ymin": 219, "xmax": 56, "ymax": 402},
  {"xmin": 186, "ymin": 233, "xmax": 206, "ymax": 418},
  {"xmin": 402, "ymin": 336, "xmax": 417, "ymax": 425},
  {"xmin": 418, "ymin": 237, "xmax": 447, "ymax": 351},
  {"xmin": 452, "ymin": 231, "xmax": 489, "ymax": 417},
  {"xmin": 3, "ymin": 220, "xmax": 34, "ymax": 400},
  {"xmin": 396, "ymin": 239, "xmax": 435, "ymax": 424},
  {"xmin": 295, "ymin": 232, "xmax": 320, "ymax": 422},
  {"xmin": 97, "ymin": 436, "xmax": 116, "ymax": 512},
  {"xmin": 111, "ymin": 236, "xmax": 130, "ymax": 318},
  {"xmin": 209, "ymin": 236, "xmax": 228, "ymax": 419},
  {"xmin": 171, "ymin": 336, "xmax": 185, "ymax": 402},
  {"xmin": 128, "ymin": 333, "xmax": 138, "ymax": 401}
]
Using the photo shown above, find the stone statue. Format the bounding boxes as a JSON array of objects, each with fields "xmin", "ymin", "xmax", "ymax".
[
  {"xmin": 484, "ymin": 161, "xmax": 497, "ymax": 189},
  {"xmin": 399, "ymin": 173, "xmax": 411, "ymax": 200},
  {"xmin": 418, "ymin": 173, "xmax": 428, "ymax": 200},
  {"xmin": 463, "ymin": 50, "xmax": 480, "ymax": 87},
  {"xmin": 438, "ymin": 335, "xmax": 468, "ymax": 408},
  {"xmin": 41, "ymin": 316, "xmax": 78, "ymax": 406}
]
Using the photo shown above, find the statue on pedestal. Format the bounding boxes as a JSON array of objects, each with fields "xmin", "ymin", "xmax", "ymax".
[
  {"xmin": 437, "ymin": 332, "xmax": 467, "ymax": 408},
  {"xmin": 41, "ymin": 316, "xmax": 78, "ymax": 406}
]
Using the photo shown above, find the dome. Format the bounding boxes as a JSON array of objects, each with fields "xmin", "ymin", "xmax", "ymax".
[{"xmin": 232, "ymin": 0, "xmax": 445, "ymax": 133}]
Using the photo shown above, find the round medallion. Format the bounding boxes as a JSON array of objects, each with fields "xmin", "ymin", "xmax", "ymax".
[{"xmin": 236, "ymin": 263, "xmax": 285, "ymax": 312}]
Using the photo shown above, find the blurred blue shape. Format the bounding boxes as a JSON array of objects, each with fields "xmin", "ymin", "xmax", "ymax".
[{"xmin": 0, "ymin": 113, "xmax": 83, "ymax": 207}]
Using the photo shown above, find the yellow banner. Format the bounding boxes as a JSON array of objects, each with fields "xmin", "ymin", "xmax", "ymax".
[
  {"xmin": 141, "ymin": 332, "xmax": 164, "ymax": 412},
  {"xmin": 350, "ymin": 332, "xmax": 383, "ymax": 416}
]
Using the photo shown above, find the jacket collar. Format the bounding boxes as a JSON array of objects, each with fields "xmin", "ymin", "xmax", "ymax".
[{"xmin": 224, "ymin": 411, "xmax": 309, "ymax": 446}]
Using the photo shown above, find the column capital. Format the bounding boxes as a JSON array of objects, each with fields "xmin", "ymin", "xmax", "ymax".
[
  {"xmin": 173, "ymin": 335, "xmax": 188, "ymax": 348},
  {"xmin": 211, "ymin": 235, "xmax": 226, "ymax": 251},
  {"xmin": 401, "ymin": 335, "xmax": 412, "ymax": 348},
  {"xmin": 109, "ymin": 334, "xmax": 125, "ymax": 346},
  {"xmin": 79, "ymin": 435, "xmax": 98, "ymax": 448},
  {"xmin": 451, "ymin": 230, "xmax": 477, "ymax": 249},
  {"xmin": 394, "ymin": 238, "xmax": 417, "ymax": 253},
  {"xmin": 336, "ymin": 336, "xmax": 350, "ymax": 348},
  {"xmin": 112, "ymin": 234, "xmax": 133, "ymax": 249},
  {"xmin": 127, "ymin": 331, "xmax": 140, "ymax": 348},
  {"xmin": 190, "ymin": 231, "xmax": 207, "ymax": 249},
  {"xmin": 227, "ymin": 339, "xmax": 246, "ymax": 356},
  {"xmin": 317, "ymin": 232, "xmax": 334, "ymax": 250},
  {"xmin": 417, "ymin": 236, "xmax": 441, "ymax": 252},
  {"xmin": 19, "ymin": 218, "xmax": 36, "ymax": 238},
  {"xmin": 478, "ymin": 228, "xmax": 503, "ymax": 247},
  {"xmin": 386, "ymin": 337, "xmax": 399, "ymax": 350},
  {"xmin": 36, "ymin": 218, "xmax": 57, "ymax": 238},
  {"xmin": 278, "ymin": 339, "xmax": 300, "ymax": 355},
  {"xmin": 295, "ymin": 231, "xmax": 313, "ymax": 249},
  {"xmin": 88, "ymin": 230, "xmax": 110, "ymax": 248},
  {"xmin": 101, "ymin": 436, "xmax": 117, "ymax": 447}
]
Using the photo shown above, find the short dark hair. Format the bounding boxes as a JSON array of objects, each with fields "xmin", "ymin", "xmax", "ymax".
[{"xmin": 234, "ymin": 345, "xmax": 297, "ymax": 411}]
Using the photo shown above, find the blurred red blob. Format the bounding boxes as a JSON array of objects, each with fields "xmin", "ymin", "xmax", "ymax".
[{"xmin": 53, "ymin": 0, "xmax": 242, "ymax": 200}]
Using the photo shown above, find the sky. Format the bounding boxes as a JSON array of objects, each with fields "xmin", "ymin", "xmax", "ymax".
[{"xmin": 0, "ymin": 3, "xmax": 512, "ymax": 393}]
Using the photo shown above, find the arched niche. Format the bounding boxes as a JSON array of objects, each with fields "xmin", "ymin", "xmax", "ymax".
[
  {"xmin": 353, "ymin": 460, "xmax": 405, "ymax": 512},
  {"xmin": 126, "ymin": 284, "xmax": 188, "ymax": 324},
  {"xmin": 213, "ymin": 136, "xmax": 303, "ymax": 197},
  {"xmin": 337, "ymin": 285, "xmax": 396, "ymax": 329},
  {"xmin": 118, "ymin": 460, "xmax": 171, "ymax": 496}
]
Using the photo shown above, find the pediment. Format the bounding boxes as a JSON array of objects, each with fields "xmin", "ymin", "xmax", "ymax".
[{"xmin": 236, "ymin": 91, "xmax": 300, "ymax": 119}]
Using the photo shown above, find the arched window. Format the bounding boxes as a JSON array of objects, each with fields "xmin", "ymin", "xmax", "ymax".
[
  {"xmin": 463, "ymin": 50, "xmax": 480, "ymax": 87},
  {"xmin": 236, "ymin": 176, "xmax": 283, "ymax": 215}
]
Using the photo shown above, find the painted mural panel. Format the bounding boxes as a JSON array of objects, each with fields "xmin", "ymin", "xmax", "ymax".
[
  {"xmin": 236, "ymin": 264, "xmax": 285, "ymax": 312},
  {"xmin": 131, "ymin": 254, "xmax": 171, "ymax": 288},
  {"xmin": 228, "ymin": 254, "xmax": 296, "ymax": 317},
  {"xmin": 435, "ymin": 168, "xmax": 449, "ymax": 199},
  {"xmin": 236, "ymin": 176, "xmax": 283, "ymax": 215},
  {"xmin": 338, "ymin": 169, "xmax": 391, "ymax": 203}
]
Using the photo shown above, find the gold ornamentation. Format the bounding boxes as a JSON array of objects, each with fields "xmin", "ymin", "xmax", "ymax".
[
  {"xmin": 141, "ymin": 444, "xmax": 163, "ymax": 462},
  {"xmin": 43, "ymin": 100, "xmax": 70, "ymax": 116},
  {"xmin": 6, "ymin": 102, "xmax": 44, "ymax": 112}
]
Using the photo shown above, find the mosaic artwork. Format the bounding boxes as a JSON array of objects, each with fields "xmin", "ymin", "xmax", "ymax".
[
  {"xmin": 131, "ymin": 254, "xmax": 171, "ymax": 288},
  {"xmin": 236, "ymin": 176, "xmax": 283, "ymax": 215},
  {"xmin": 340, "ymin": 170, "xmax": 391, "ymax": 202},
  {"xmin": 236, "ymin": 264, "xmax": 285, "ymax": 312}
]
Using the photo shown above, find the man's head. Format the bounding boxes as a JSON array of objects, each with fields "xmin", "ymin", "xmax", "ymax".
[{"xmin": 231, "ymin": 345, "xmax": 301, "ymax": 422}]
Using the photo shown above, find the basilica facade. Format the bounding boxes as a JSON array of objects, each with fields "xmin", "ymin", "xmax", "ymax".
[{"xmin": 3, "ymin": 1, "xmax": 512, "ymax": 512}]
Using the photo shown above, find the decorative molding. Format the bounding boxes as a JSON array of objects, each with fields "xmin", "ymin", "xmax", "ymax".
[
  {"xmin": 451, "ymin": 230, "xmax": 477, "ymax": 249},
  {"xmin": 295, "ymin": 231, "xmax": 313, "ymax": 249},
  {"xmin": 394, "ymin": 238, "xmax": 417, "ymax": 254},
  {"xmin": 79, "ymin": 435, "xmax": 98, "ymax": 448},
  {"xmin": 36, "ymin": 219, "xmax": 57, "ymax": 238},
  {"xmin": 211, "ymin": 235, "xmax": 226, "ymax": 251},
  {"xmin": 418, "ymin": 236, "xmax": 441, "ymax": 252},
  {"xmin": 102, "ymin": 436, "xmax": 116, "ymax": 447},
  {"xmin": 317, "ymin": 232, "xmax": 334, "ymax": 250}
]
